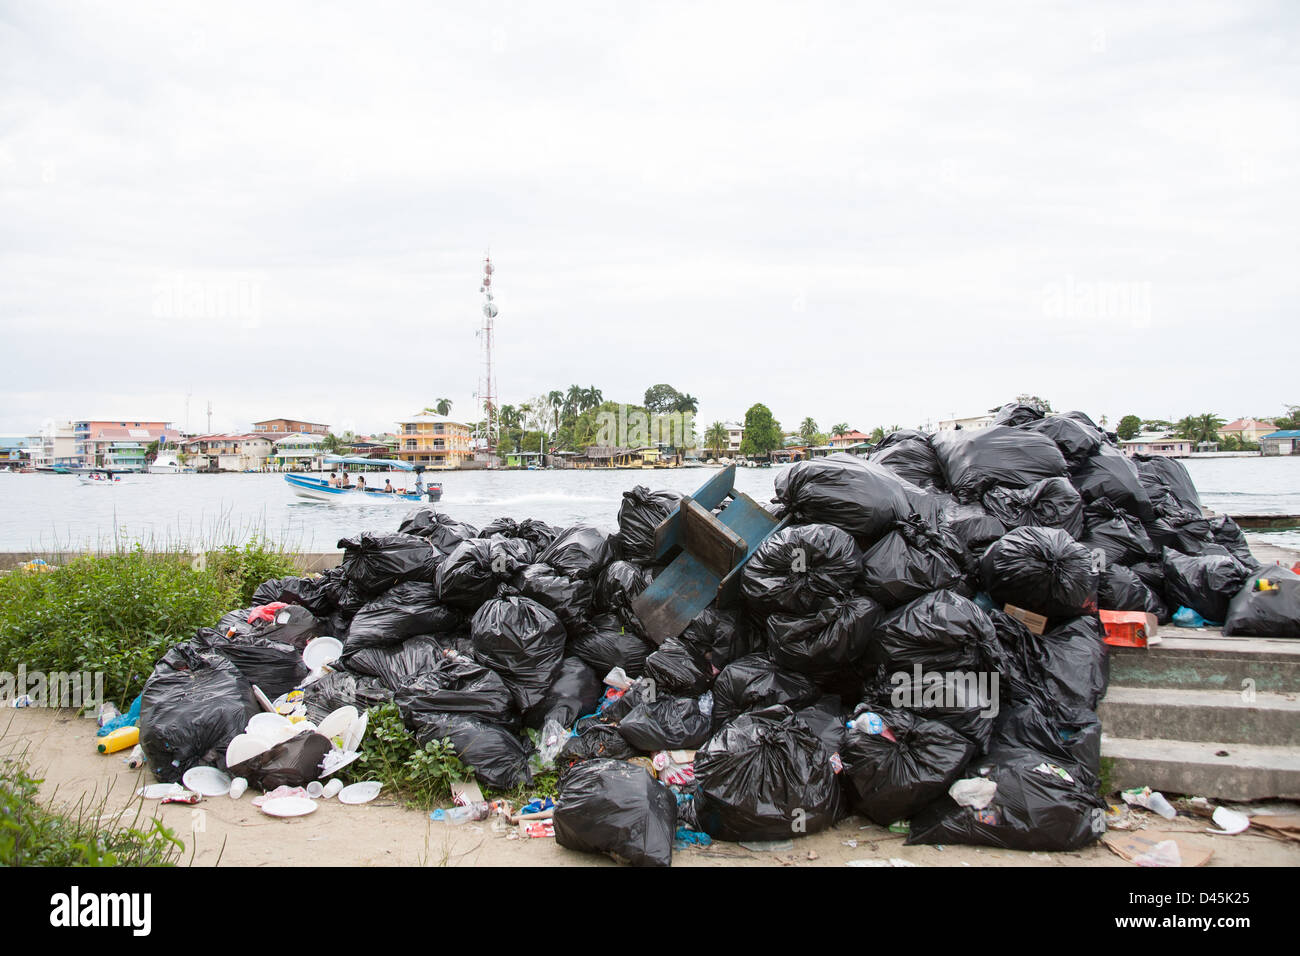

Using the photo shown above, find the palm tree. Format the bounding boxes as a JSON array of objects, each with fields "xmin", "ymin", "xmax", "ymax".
[
  {"xmin": 430, "ymin": 398, "xmax": 453, "ymax": 416},
  {"xmin": 830, "ymin": 422, "xmax": 850, "ymax": 439},
  {"xmin": 584, "ymin": 386, "xmax": 603, "ymax": 411},
  {"xmin": 547, "ymin": 390, "xmax": 564, "ymax": 436},
  {"xmin": 799, "ymin": 417, "xmax": 819, "ymax": 443},
  {"xmin": 705, "ymin": 421, "xmax": 729, "ymax": 458},
  {"xmin": 565, "ymin": 384, "xmax": 584, "ymax": 421},
  {"xmin": 673, "ymin": 393, "xmax": 699, "ymax": 414},
  {"xmin": 321, "ymin": 432, "xmax": 347, "ymax": 454},
  {"xmin": 1196, "ymin": 413, "xmax": 1226, "ymax": 444}
]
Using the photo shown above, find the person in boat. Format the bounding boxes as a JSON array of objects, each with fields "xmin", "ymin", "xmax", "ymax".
[
  {"xmin": 328, "ymin": 471, "xmax": 339, "ymax": 488},
  {"xmin": 383, "ymin": 479, "xmax": 395, "ymax": 494},
  {"xmin": 356, "ymin": 475, "xmax": 366, "ymax": 492},
  {"xmin": 339, "ymin": 470, "xmax": 352, "ymax": 488}
]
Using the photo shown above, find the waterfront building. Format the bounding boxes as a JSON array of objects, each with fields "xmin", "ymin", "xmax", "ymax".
[
  {"xmin": 181, "ymin": 433, "xmax": 274, "ymax": 471},
  {"xmin": 1120, "ymin": 432, "xmax": 1193, "ymax": 458},
  {"xmin": 252, "ymin": 418, "xmax": 330, "ymax": 437},
  {"xmin": 269, "ymin": 433, "xmax": 328, "ymax": 471},
  {"xmin": 1220, "ymin": 418, "xmax": 1276, "ymax": 443},
  {"xmin": 73, "ymin": 421, "xmax": 176, "ymax": 470},
  {"xmin": 395, "ymin": 413, "xmax": 472, "ymax": 469},
  {"xmin": 1261, "ymin": 430, "xmax": 1300, "ymax": 457}
]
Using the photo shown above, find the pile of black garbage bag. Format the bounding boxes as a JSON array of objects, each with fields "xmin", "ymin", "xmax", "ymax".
[{"xmin": 134, "ymin": 413, "xmax": 1292, "ymax": 865}]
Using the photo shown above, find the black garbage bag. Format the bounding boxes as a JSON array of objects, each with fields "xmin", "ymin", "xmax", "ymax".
[
  {"xmin": 408, "ymin": 712, "xmax": 532, "ymax": 790},
  {"xmin": 857, "ymin": 663, "xmax": 998, "ymax": 753},
  {"xmin": 1068, "ymin": 445, "xmax": 1154, "ymax": 522},
  {"xmin": 859, "ymin": 517, "xmax": 965, "ymax": 608},
  {"xmin": 679, "ymin": 606, "xmax": 757, "ymax": 669},
  {"xmin": 1134, "ymin": 455, "xmax": 1202, "ymax": 514},
  {"xmin": 1080, "ymin": 500, "xmax": 1159, "ymax": 567},
  {"xmin": 993, "ymin": 402, "xmax": 1046, "ymax": 427},
  {"xmin": 1163, "ymin": 547, "xmax": 1252, "ymax": 623},
  {"xmin": 436, "ymin": 539, "xmax": 500, "ymax": 609},
  {"xmin": 397, "ymin": 509, "xmax": 480, "ymax": 555},
  {"xmin": 470, "ymin": 591, "xmax": 567, "ymax": 712},
  {"xmin": 1020, "ymin": 416, "xmax": 1102, "ymax": 467},
  {"xmin": 615, "ymin": 688, "xmax": 711, "ymax": 751},
  {"xmin": 938, "ymin": 499, "xmax": 1007, "ymax": 578},
  {"xmin": 1224, "ymin": 566, "xmax": 1300, "ymax": 637},
  {"xmin": 524, "ymin": 656, "xmax": 603, "ymax": 730},
  {"xmin": 392, "ymin": 654, "xmax": 518, "ymax": 725},
  {"xmin": 1209, "ymin": 515, "xmax": 1260, "ymax": 570},
  {"xmin": 794, "ymin": 695, "xmax": 848, "ymax": 760},
  {"xmin": 980, "ymin": 527, "xmax": 1098, "ymax": 618},
  {"xmin": 616, "ymin": 486, "xmax": 682, "ymax": 561},
  {"xmin": 252, "ymin": 575, "xmax": 337, "ymax": 617},
  {"xmin": 1097, "ymin": 565, "xmax": 1169, "ymax": 621},
  {"xmin": 868, "ymin": 590, "xmax": 999, "ymax": 674},
  {"xmin": 492, "ymin": 536, "xmax": 538, "ymax": 571},
  {"xmin": 694, "ymin": 705, "xmax": 843, "ymax": 842},
  {"xmin": 344, "ymin": 634, "xmax": 448, "ymax": 688},
  {"xmin": 217, "ymin": 604, "xmax": 319, "ymax": 651},
  {"xmin": 593, "ymin": 560, "xmax": 655, "ymax": 613},
  {"xmin": 554, "ymin": 758, "xmax": 676, "ymax": 867},
  {"xmin": 302, "ymin": 669, "xmax": 391, "ymax": 723},
  {"xmin": 644, "ymin": 636, "xmax": 714, "ymax": 697},
  {"xmin": 1036, "ymin": 615, "xmax": 1110, "ymax": 711},
  {"xmin": 773, "ymin": 456, "xmax": 918, "ymax": 546},
  {"xmin": 992, "ymin": 697, "xmax": 1102, "ymax": 788},
  {"xmin": 981, "ymin": 478, "xmax": 1084, "ymax": 539},
  {"xmin": 512, "ymin": 563, "xmax": 594, "ymax": 635},
  {"xmin": 709, "ymin": 654, "xmax": 821, "ymax": 730},
  {"xmin": 337, "ymin": 532, "xmax": 439, "ymax": 594},
  {"xmin": 228, "ymin": 732, "xmax": 333, "ymax": 792},
  {"xmin": 480, "ymin": 516, "xmax": 522, "ymax": 539},
  {"xmin": 905, "ymin": 746, "xmax": 1106, "ymax": 851},
  {"xmin": 764, "ymin": 594, "xmax": 882, "ymax": 676},
  {"xmin": 931, "ymin": 426, "xmax": 1068, "ymax": 501},
  {"xmin": 538, "ymin": 524, "xmax": 615, "ymax": 580},
  {"xmin": 343, "ymin": 582, "xmax": 462, "ymax": 652},
  {"xmin": 741, "ymin": 523, "xmax": 862, "ymax": 614},
  {"xmin": 186, "ymin": 628, "xmax": 308, "ymax": 699},
  {"xmin": 1128, "ymin": 559, "xmax": 1165, "ymax": 593},
  {"xmin": 1145, "ymin": 506, "xmax": 1214, "ymax": 555},
  {"xmin": 841, "ymin": 707, "xmax": 976, "ymax": 826},
  {"xmin": 555, "ymin": 724, "xmax": 638, "ymax": 775},
  {"xmin": 139, "ymin": 647, "xmax": 259, "ymax": 783},
  {"xmin": 870, "ymin": 430, "xmax": 946, "ymax": 490},
  {"xmin": 568, "ymin": 613, "xmax": 655, "ymax": 677}
]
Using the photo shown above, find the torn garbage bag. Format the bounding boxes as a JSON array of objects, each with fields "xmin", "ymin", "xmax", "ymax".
[
  {"xmin": 555, "ymin": 724, "xmax": 638, "ymax": 776},
  {"xmin": 856, "ymin": 664, "xmax": 997, "ymax": 754},
  {"xmin": 980, "ymin": 527, "xmax": 1098, "ymax": 619},
  {"xmin": 905, "ymin": 746, "xmax": 1106, "ymax": 852},
  {"xmin": 694, "ymin": 705, "xmax": 843, "ymax": 842},
  {"xmin": 252, "ymin": 575, "xmax": 337, "ymax": 617},
  {"xmin": 217, "ymin": 603, "xmax": 318, "ymax": 650},
  {"xmin": 553, "ymin": 758, "xmax": 677, "ymax": 867}
]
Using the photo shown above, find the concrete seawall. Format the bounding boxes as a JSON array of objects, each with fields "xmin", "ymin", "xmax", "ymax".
[{"xmin": 0, "ymin": 551, "xmax": 344, "ymax": 573}]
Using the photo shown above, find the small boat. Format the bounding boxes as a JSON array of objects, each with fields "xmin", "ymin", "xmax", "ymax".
[
  {"xmin": 285, "ymin": 456, "xmax": 443, "ymax": 505},
  {"xmin": 78, "ymin": 473, "xmax": 122, "ymax": 485},
  {"xmin": 149, "ymin": 453, "xmax": 189, "ymax": 474}
]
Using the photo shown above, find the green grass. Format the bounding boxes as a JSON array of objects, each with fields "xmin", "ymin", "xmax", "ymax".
[
  {"xmin": 0, "ymin": 756, "xmax": 186, "ymax": 866},
  {"xmin": 0, "ymin": 539, "xmax": 297, "ymax": 706},
  {"xmin": 1098, "ymin": 755, "xmax": 1117, "ymax": 797}
]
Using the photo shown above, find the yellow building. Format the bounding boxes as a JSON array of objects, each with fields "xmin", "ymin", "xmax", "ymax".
[{"xmin": 395, "ymin": 413, "xmax": 472, "ymax": 469}]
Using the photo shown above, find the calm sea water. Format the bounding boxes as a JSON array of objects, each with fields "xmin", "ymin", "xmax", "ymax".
[{"xmin": 1, "ymin": 456, "xmax": 1296, "ymax": 554}]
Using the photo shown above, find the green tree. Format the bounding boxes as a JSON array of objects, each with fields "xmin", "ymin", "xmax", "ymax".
[
  {"xmin": 644, "ymin": 384, "xmax": 682, "ymax": 413},
  {"xmin": 799, "ymin": 417, "xmax": 819, "ymax": 444},
  {"xmin": 1116, "ymin": 415, "xmax": 1142, "ymax": 441},
  {"xmin": 321, "ymin": 432, "xmax": 347, "ymax": 454},
  {"xmin": 546, "ymin": 390, "xmax": 564, "ymax": 436},
  {"xmin": 673, "ymin": 392, "xmax": 699, "ymax": 415},
  {"xmin": 1015, "ymin": 394, "xmax": 1054, "ymax": 413},
  {"xmin": 705, "ymin": 421, "xmax": 729, "ymax": 457},
  {"xmin": 1174, "ymin": 413, "xmax": 1225, "ymax": 444},
  {"xmin": 830, "ymin": 422, "xmax": 850, "ymax": 438},
  {"xmin": 1272, "ymin": 405, "xmax": 1300, "ymax": 430},
  {"xmin": 424, "ymin": 399, "xmax": 453, "ymax": 416},
  {"xmin": 739, "ymin": 404, "xmax": 782, "ymax": 458}
]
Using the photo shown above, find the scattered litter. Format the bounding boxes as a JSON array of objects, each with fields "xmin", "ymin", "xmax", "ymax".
[
  {"xmin": 182, "ymin": 766, "xmax": 232, "ymax": 797},
  {"xmin": 338, "ymin": 781, "xmax": 383, "ymax": 805},
  {"xmin": 847, "ymin": 858, "xmax": 918, "ymax": 867},
  {"xmin": 740, "ymin": 840, "xmax": 795, "ymax": 852},
  {"xmin": 949, "ymin": 777, "xmax": 997, "ymax": 810},
  {"xmin": 1103, "ymin": 831, "xmax": 1212, "ymax": 868},
  {"xmin": 261, "ymin": 796, "xmax": 318, "ymax": 818},
  {"xmin": 137, "ymin": 783, "xmax": 187, "ymax": 800},
  {"xmin": 1206, "ymin": 806, "xmax": 1250, "ymax": 835},
  {"xmin": 1121, "ymin": 786, "xmax": 1177, "ymax": 820}
]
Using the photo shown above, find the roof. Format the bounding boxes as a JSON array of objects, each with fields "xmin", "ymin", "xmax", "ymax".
[
  {"xmin": 399, "ymin": 413, "xmax": 470, "ymax": 427},
  {"xmin": 1262, "ymin": 430, "xmax": 1300, "ymax": 439},
  {"xmin": 831, "ymin": 430, "xmax": 870, "ymax": 441},
  {"xmin": 1121, "ymin": 432, "xmax": 1187, "ymax": 444},
  {"xmin": 183, "ymin": 433, "xmax": 265, "ymax": 443},
  {"xmin": 253, "ymin": 418, "xmax": 329, "ymax": 427},
  {"xmin": 1221, "ymin": 418, "xmax": 1275, "ymax": 431}
]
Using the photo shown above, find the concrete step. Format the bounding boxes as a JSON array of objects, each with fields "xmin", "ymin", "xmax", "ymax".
[
  {"xmin": 1109, "ymin": 632, "xmax": 1300, "ymax": 694},
  {"xmin": 1097, "ymin": 686, "xmax": 1300, "ymax": 747},
  {"xmin": 1101, "ymin": 735, "xmax": 1300, "ymax": 801}
]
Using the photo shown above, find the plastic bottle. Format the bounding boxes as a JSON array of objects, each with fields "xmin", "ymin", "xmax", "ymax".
[
  {"xmin": 851, "ymin": 712, "xmax": 885, "ymax": 735},
  {"xmin": 124, "ymin": 744, "xmax": 146, "ymax": 769},
  {"xmin": 97, "ymin": 725, "xmax": 140, "ymax": 754}
]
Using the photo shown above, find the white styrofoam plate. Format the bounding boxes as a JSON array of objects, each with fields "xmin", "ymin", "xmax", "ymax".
[
  {"xmin": 260, "ymin": 796, "xmax": 318, "ymax": 818},
  {"xmin": 338, "ymin": 781, "xmax": 382, "ymax": 805},
  {"xmin": 182, "ymin": 766, "xmax": 232, "ymax": 797}
]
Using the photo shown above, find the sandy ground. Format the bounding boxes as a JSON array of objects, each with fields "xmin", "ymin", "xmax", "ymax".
[{"xmin": 4, "ymin": 708, "xmax": 1297, "ymax": 868}]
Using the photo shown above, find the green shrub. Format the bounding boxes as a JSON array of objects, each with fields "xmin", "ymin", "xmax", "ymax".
[
  {"xmin": 0, "ymin": 758, "xmax": 185, "ymax": 866},
  {"xmin": 343, "ymin": 702, "xmax": 470, "ymax": 810},
  {"xmin": 0, "ymin": 541, "xmax": 297, "ymax": 706}
]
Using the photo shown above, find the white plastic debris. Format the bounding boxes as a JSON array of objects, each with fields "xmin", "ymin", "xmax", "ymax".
[
  {"xmin": 949, "ymin": 777, "xmax": 998, "ymax": 810},
  {"xmin": 1132, "ymin": 839, "xmax": 1182, "ymax": 867},
  {"xmin": 1207, "ymin": 806, "xmax": 1250, "ymax": 835}
]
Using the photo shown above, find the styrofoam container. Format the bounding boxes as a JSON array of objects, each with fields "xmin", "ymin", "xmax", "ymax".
[
  {"xmin": 303, "ymin": 636, "xmax": 344, "ymax": 670},
  {"xmin": 317, "ymin": 706, "xmax": 358, "ymax": 742},
  {"xmin": 338, "ymin": 781, "xmax": 382, "ymax": 805},
  {"xmin": 225, "ymin": 732, "xmax": 272, "ymax": 768},
  {"xmin": 182, "ymin": 766, "xmax": 232, "ymax": 797}
]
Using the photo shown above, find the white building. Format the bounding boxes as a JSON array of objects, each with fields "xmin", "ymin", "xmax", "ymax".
[
  {"xmin": 724, "ymin": 422, "xmax": 744, "ymax": 452},
  {"xmin": 934, "ymin": 413, "xmax": 995, "ymax": 432}
]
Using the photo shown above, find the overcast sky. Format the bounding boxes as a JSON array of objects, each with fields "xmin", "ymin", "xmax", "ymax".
[{"xmin": 1, "ymin": 1, "xmax": 1296, "ymax": 439}]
